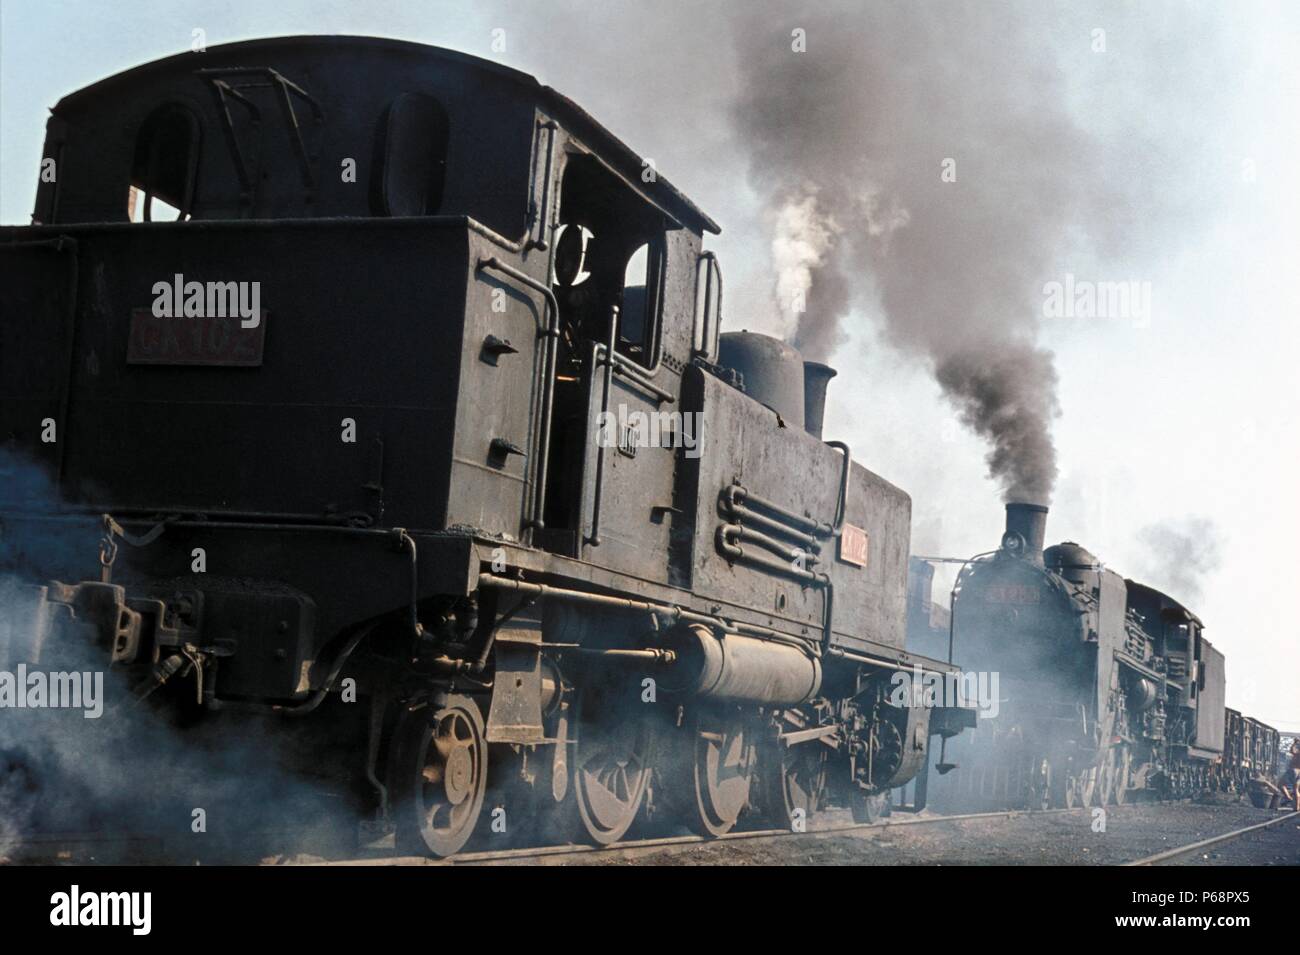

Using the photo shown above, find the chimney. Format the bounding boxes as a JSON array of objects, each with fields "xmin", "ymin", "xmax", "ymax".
[
  {"xmin": 1003, "ymin": 503, "xmax": 1048, "ymax": 565},
  {"xmin": 802, "ymin": 361, "xmax": 837, "ymax": 439}
]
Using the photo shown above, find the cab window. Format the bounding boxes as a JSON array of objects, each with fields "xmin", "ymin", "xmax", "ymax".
[
  {"xmin": 128, "ymin": 104, "xmax": 199, "ymax": 221},
  {"xmin": 378, "ymin": 92, "xmax": 449, "ymax": 216},
  {"xmin": 552, "ymin": 153, "xmax": 665, "ymax": 370}
]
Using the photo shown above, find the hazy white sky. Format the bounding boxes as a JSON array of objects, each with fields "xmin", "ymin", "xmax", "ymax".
[{"xmin": 1, "ymin": 0, "xmax": 1296, "ymax": 728}]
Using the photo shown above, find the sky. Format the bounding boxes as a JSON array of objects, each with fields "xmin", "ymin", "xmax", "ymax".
[{"xmin": 1, "ymin": 0, "xmax": 1297, "ymax": 729}]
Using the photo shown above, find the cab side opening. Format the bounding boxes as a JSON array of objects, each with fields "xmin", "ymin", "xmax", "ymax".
[{"xmin": 540, "ymin": 152, "xmax": 667, "ymax": 555}]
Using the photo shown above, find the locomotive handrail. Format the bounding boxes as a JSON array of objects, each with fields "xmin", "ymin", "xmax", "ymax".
[
  {"xmin": 585, "ymin": 307, "xmax": 620, "ymax": 548},
  {"xmin": 945, "ymin": 550, "xmax": 1000, "ymax": 664},
  {"xmin": 826, "ymin": 440, "xmax": 851, "ymax": 535},
  {"xmin": 476, "ymin": 255, "xmax": 560, "ymax": 543},
  {"xmin": 607, "ymin": 352, "xmax": 675, "ymax": 404},
  {"xmin": 476, "ymin": 572, "xmax": 821, "ymax": 656},
  {"xmin": 693, "ymin": 250, "xmax": 723, "ymax": 362},
  {"xmin": 528, "ymin": 118, "xmax": 559, "ymax": 251}
]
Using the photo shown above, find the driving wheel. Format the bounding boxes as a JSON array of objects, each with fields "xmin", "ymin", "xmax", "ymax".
[
  {"xmin": 680, "ymin": 710, "xmax": 757, "ymax": 837},
  {"xmin": 391, "ymin": 694, "xmax": 488, "ymax": 858}
]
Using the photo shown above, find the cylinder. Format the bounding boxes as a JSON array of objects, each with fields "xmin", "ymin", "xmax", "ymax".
[
  {"xmin": 802, "ymin": 361, "xmax": 837, "ymax": 439},
  {"xmin": 1004, "ymin": 502, "xmax": 1048, "ymax": 565},
  {"xmin": 657, "ymin": 624, "xmax": 821, "ymax": 705},
  {"xmin": 718, "ymin": 332, "xmax": 806, "ymax": 427}
]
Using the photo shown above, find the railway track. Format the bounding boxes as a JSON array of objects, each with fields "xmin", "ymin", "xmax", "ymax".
[
  {"xmin": 0, "ymin": 807, "xmax": 1091, "ymax": 866},
  {"xmin": 321, "ymin": 806, "xmax": 1107, "ymax": 866},
  {"xmin": 1123, "ymin": 810, "xmax": 1300, "ymax": 866},
  {"xmin": 9, "ymin": 801, "xmax": 1287, "ymax": 866}
]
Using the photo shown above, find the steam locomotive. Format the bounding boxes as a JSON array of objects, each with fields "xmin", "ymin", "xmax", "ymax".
[
  {"xmin": 907, "ymin": 504, "xmax": 1278, "ymax": 809},
  {"xmin": 0, "ymin": 36, "xmax": 974, "ymax": 856}
]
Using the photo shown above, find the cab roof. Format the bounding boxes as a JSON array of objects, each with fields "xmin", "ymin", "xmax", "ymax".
[
  {"xmin": 53, "ymin": 34, "xmax": 721, "ymax": 235},
  {"xmin": 1125, "ymin": 579, "xmax": 1204, "ymax": 628}
]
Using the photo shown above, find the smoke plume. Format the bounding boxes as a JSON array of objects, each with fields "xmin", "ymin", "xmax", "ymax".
[
  {"xmin": 1134, "ymin": 517, "xmax": 1224, "ymax": 605},
  {"xmin": 728, "ymin": 2, "xmax": 1132, "ymax": 502}
]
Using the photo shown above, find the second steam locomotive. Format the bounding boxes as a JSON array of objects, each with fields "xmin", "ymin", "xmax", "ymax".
[{"xmin": 908, "ymin": 504, "xmax": 1278, "ymax": 810}]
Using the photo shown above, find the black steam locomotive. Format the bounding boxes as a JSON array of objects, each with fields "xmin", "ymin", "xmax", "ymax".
[
  {"xmin": 0, "ymin": 36, "xmax": 974, "ymax": 856},
  {"xmin": 908, "ymin": 503, "xmax": 1277, "ymax": 809}
]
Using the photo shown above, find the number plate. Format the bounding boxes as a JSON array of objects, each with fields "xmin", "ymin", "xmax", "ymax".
[
  {"xmin": 838, "ymin": 522, "xmax": 869, "ymax": 567},
  {"xmin": 127, "ymin": 308, "xmax": 267, "ymax": 366},
  {"xmin": 984, "ymin": 584, "xmax": 1041, "ymax": 604}
]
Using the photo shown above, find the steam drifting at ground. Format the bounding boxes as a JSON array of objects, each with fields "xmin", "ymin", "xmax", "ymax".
[
  {"xmin": 0, "ymin": 450, "xmax": 353, "ymax": 858},
  {"xmin": 726, "ymin": 2, "xmax": 1147, "ymax": 503}
]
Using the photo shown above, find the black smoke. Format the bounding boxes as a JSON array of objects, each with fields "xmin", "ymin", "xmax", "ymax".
[{"xmin": 727, "ymin": 2, "xmax": 1134, "ymax": 503}]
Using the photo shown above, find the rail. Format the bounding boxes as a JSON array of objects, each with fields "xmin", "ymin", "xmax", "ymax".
[{"xmin": 1124, "ymin": 809, "xmax": 1300, "ymax": 866}]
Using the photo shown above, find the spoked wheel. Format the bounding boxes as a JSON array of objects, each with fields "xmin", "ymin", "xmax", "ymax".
[
  {"xmin": 1079, "ymin": 765, "xmax": 1099, "ymax": 807},
  {"xmin": 1113, "ymin": 747, "xmax": 1131, "ymax": 805},
  {"xmin": 679, "ymin": 710, "xmax": 757, "ymax": 837},
  {"xmin": 390, "ymin": 694, "xmax": 488, "ymax": 858},
  {"xmin": 762, "ymin": 740, "xmax": 827, "ymax": 829},
  {"xmin": 569, "ymin": 684, "xmax": 655, "ymax": 846},
  {"xmin": 1031, "ymin": 758, "xmax": 1052, "ymax": 811},
  {"xmin": 1063, "ymin": 772, "xmax": 1080, "ymax": 809},
  {"xmin": 1097, "ymin": 747, "xmax": 1116, "ymax": 806},
  {"xmin": 1048, "ymin": 762, "xmax": 1069, "ymax": 809}
]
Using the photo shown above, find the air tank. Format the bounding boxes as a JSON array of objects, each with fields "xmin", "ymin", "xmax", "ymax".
[{"xmin": 657, "ymin": 624, "xmax": 822, "ymax": 705}]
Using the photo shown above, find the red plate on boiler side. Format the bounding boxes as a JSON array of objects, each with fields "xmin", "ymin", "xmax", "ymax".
[
  {"xmin": 838, "ymin": 522, "xmax": 869, "ymax": 567},
  {"xmin": 126, "ymin": 308, "xmax": 267, "ymax": 366}
]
